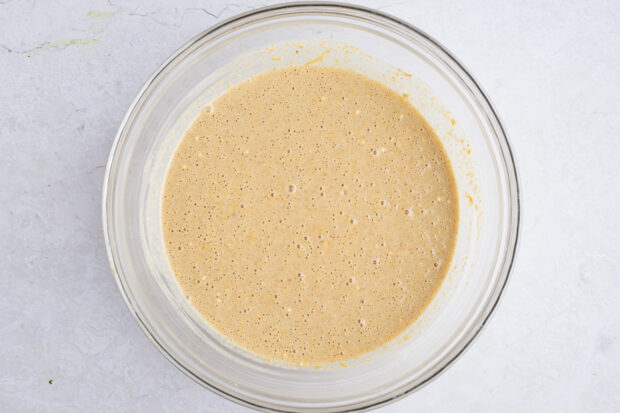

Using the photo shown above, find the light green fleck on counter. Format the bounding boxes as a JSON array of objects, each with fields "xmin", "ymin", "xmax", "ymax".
[
  {"xmin": 87, "ymin": 11, "xmax": 115, "ymax": 18},
  {"xmin": 26, "ymin": 38, "xmax": 100, "ymax": 56},
  {"xmin": 49, "ymin": 38, "xmax": 100, "ymax": 48}
]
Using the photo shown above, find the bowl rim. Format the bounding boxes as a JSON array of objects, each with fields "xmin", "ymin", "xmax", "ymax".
[{"xmin": 102, "ymin": 2, "xmax": 521, "ymax": 411}]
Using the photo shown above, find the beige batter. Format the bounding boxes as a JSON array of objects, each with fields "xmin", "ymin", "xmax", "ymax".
[{"xmin": 163, "ymin": 66, "xmax": 458, "ymax": 365}]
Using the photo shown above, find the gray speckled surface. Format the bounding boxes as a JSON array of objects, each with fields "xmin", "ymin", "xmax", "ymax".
[{"xmin": 1, "ymin": 0, "xmax": 619, "ymax": 411}]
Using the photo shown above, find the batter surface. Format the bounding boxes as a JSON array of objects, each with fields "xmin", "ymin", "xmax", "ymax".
[{"xmin": 163, "ymin": 66, "xmax": 458, "ymax": 365}]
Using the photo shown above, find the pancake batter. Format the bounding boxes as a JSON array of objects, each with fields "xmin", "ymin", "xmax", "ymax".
[{"xmin": 163, "ymin": 66, "xmax": 458, "ymax": 364}]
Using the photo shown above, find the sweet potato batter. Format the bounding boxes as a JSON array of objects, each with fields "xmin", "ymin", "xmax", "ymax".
[{"xmin": 163, "ymin": 66, "xmax": 458, "ymax": 364}]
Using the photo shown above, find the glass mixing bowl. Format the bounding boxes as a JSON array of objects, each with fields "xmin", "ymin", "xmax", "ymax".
[{"xmin": 103, "ymin": 2, "xmax": 520, "ymax": 411}]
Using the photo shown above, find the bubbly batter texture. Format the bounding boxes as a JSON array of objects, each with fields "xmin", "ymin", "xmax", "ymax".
[{"xmin": 163, "ymin": 66, "xmax": 458, "ymax": 364}]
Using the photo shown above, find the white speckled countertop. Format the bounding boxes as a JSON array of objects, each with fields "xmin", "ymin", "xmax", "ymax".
[{"xmin": 1, "ymin": 0, "xmax": 619, "ymax": 411}]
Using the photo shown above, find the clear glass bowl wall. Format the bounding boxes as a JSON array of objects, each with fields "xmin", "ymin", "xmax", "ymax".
[{"xmin": 103, "ymin": 3, "xmax": 519, "ymax": 412}]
